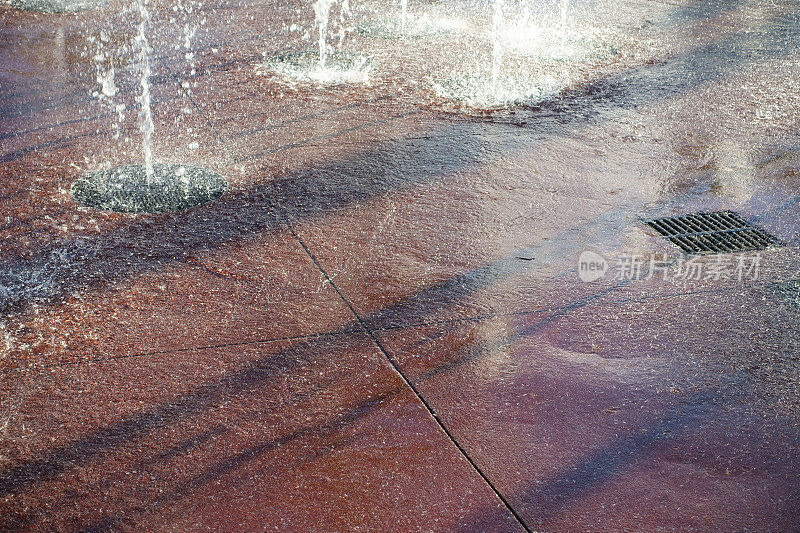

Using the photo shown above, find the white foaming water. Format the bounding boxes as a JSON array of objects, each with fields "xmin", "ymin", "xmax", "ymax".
[
  {"xmin": 400, "ymin": 0, "xmax": 408, "ymax": 34},
  {"xmin": 135, "ymin": 0, "xmax": 155, "ymax": 183},
  {"xmin": 560, "ymin": 0, "xmax": 569, "ymax": 48},
  {"xmin": 257, "ymin": 51, "xmax": 372, "ymax": 85},
  {"xmin": 99, "ymin": 68, "xmax": 117, "ymax": 97},
  {"xmin": 500, "ymin": 13, "xmax": 619, "ymax": 62},
  {"xmin": 433, "ymin": 72, "xmax": 562, "ymax": 109}
]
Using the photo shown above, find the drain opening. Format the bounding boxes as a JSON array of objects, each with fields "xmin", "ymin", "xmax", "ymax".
[
  {"xmin": 72, "ymin": 163, "xmax": 227, "ymax": 214},
  {"xmin": 644, "ymin": 210, "xmax": 782, "ymax": 254}
]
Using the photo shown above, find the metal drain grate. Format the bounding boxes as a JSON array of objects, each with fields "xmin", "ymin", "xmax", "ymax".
[{"xmin": 644, "ymin": 211, "xmax": 782, "ymax": 254}]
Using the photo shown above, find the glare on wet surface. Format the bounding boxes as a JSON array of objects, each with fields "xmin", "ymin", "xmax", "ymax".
[{"xmin": 1, "ymin": 0, "xmax": 800, "ymax": 530}]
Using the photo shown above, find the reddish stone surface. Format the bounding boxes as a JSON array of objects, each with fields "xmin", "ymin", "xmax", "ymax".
[
  {"xmin": 0, "ymin": 334, "xmax": 523, "ymax": 531},
  {"xmin": 2, "ymin": 0, "xmax": 800, "ymax": 530},
  {"xmin": 375, "ymin": 290, "xmax": 800, "ymax": 531}
]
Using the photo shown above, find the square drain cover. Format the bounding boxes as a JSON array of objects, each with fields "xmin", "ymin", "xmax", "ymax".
[{"xmin": 644, "ymin": 210, "xmax": 782, "ymax": 254}]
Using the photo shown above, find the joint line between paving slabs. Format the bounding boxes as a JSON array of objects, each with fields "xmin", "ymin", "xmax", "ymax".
[
  {"xmin": 279, "ymin": 216, "xmax": 533, "ymax": 533},
  {"xmin": 163, "ymin": 56, "xmax": 529, "ymax": 527}
]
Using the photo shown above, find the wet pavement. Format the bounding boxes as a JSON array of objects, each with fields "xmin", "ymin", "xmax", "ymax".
[{"xmin": 1, "ymin": 0, "xmax": 800, "ymax": 530}]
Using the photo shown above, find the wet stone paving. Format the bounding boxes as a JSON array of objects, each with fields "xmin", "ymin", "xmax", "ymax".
[{"xmin": 1, "ymin": 0, "xmax": 800, "ymax": 530}]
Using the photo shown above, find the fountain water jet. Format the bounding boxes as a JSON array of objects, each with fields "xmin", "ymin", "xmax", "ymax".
[
  {"xmin": 135, "ymin": 0, "xmax": 155, "ymax": 183},
  {"xmin": 89, "ymin": 31, "xmax": 125, "ymax": 139},
  {"xmin": 498, "ymin": 3, "xmax": 621, "ymax": 62},
  {"xmin": 256, "ymin": 0, "xmax": 371, "ymax": 85},
  {"xmin": 337, "ymin": 0, "xmax": 351, "ymax": 48},
  {"xmin": 314, "ymin": 0, "xmax": 335, "ymax": 69},
  {"xmin": 73, "ymin": 0, "xmax": 228, "ymax": 213},
  {"xmin": 432, "ymin": 0, "xmax": 575, "ymax": 109},
  {"xmin": 356, "ymin": 3, "xmax": 464, "ymax": 40}
]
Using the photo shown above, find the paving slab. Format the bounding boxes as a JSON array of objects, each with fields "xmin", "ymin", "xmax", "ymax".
[
  {"xmin": 0, "ymin": 333, "xmax": 524, "ymax": 531},
  {"xmin": 375, "ymin": 288, "xmax": 800, "ymax": 531},
  {"xmin": 2, "ymin": 0, "xmax": 800, "ymax": 529}
]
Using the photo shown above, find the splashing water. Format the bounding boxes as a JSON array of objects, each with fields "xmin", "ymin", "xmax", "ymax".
[
  {"xmin": 75, "ymin": 0, "xmax": 229, "ymax": 216},
  {"xmin": 98, "ymin": 68, "xmax": 117, "ymax": 98},
  {"xmin": 434, "ymin": 0, "xmax": 572, "ymax": 108},
  {"xmin": 337, "ymin": 0, "xmax": 350, "ymax": 48},
  {"xmin": 499, "ymin": 9, "xmax": 618, "ymax": 61},
  {"xmin": 356, "ymin": 12, "xmax": 466, "ymax": 40},
  {"xmin": 182, "ymin": 14, "xmax": 200, "ymax": 80},
  {"xmin": 432, "ymin": 71, "xmax": 562, "ymax": 109},
  {"xmin": 560, "ymin": 0, "xmax": 568, "ymax": 48},
  {"xmin": 257, "ymin": 50, "xmax": 372, "ymax": 85},
  {"xmin": 258, "ymin": 0, "xmax": 367, "ymax": 85},
  {"xmin": 135, "ymin": 0, "xmax": 155, "ymax": 183},
  {"xmin": 491, "ymin": 0, "xmax": 504, "ymax": 98},
  {"xmin": 89, "ymin": 32, "xmax": 123, "ymax": 138},
  {"xmin": 314, "ymin": 0, "xmax": 335, "ymax": 69},
  {"xmin": 400, "ymin": 0, "xmax": 408, "ymax": 35}
]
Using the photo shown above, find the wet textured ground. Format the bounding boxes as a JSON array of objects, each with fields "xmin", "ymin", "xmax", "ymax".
[{"xmin": 1, "ymin": 0, "xmax": 800, "ymax": 530}]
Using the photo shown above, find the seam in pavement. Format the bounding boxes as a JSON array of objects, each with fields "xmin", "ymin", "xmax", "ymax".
[
  {"xmin": 145, "ymin": 58, "xmax": 793, "ymax": 530},
  {"xmin": 280, "ymin": 217, "xmax": 533, "ymax": 533},
  {"xmin": 162, "ymin": 57, "xmax": 531, "ymax": 530}
]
